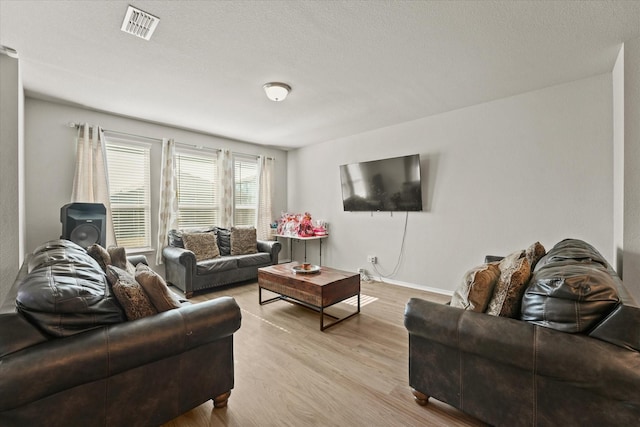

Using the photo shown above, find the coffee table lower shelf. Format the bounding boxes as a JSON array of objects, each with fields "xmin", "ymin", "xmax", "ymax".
[{"xmin": 259, "ymin": 289, "xmax": 360, "ymax": 331}]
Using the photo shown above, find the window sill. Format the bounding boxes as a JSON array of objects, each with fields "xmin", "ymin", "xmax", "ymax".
[{"xmin": 124, "ymin": 247, "xmax": 155, "ymax": 255}]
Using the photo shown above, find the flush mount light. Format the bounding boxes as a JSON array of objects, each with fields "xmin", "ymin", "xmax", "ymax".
[{"xmin": 263, "ymin": 82, "xmax": 291, "ymax": 102}]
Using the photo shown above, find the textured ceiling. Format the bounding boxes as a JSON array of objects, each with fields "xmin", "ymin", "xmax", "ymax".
[{"xmin": 1, "ymin": 1, "xmax": 639, "ymax": 150}]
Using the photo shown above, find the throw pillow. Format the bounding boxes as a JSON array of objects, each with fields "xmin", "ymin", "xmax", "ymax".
[
  {"xmin": 183, "ymin": 232, "xmax": 220, "ymax": 261},
  {"xmin": 525, "ymin": 241, "xmax": 546, "ymax": 271},
  {"xmin": 106, "ymin": 265, "xmax": 157, "ymax": 320},
  {"xmin": 486, "ymin": 250, "xmax": 531, "ymax": 318},
  {"xmin": 107, "ymin": 246, "xmax": 136, "ymax": 276},
  {"xmin": 135, "ymin": 263, "xmax": 183, "ymax": 312},
  {"xmin": 230, "ymin": 226, "xmax": 258, "ymax": 255},
  {"xmin": 450, "ymin": 263, "xmax": 500, "ymax": 312},
  {"xmin": 216, "ymin": 227, "xmax": 232, "ymax": 256},
  {"xmin": 86, "ymin": 244, "xmax": 111, "ymax": 272}
]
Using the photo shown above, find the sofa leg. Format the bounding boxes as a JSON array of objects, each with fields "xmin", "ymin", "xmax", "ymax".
[
  {"xmin": 185, "ymin": 291, "xmax": 193, "ymax": 299},
  {"xmin": 213, "ymin": 391, "xmax": 231, "ymax": 408},
  {"xmin": 412, "ymin": 388, "xmax": 430, "ymax": 406}
]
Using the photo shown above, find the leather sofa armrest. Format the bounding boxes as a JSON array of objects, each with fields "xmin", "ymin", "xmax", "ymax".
[
  {"xmin": 127, "ymin": 254, "xmax": 148, "ymax": 266},
  {"xmin": 257, "ymin": 240, "xmax": 281, "ymax": 264},
  {"xmin": 162, "ymin": 246, "xmax": 196, "ymax": 270},
  {"xmin": 0, "ymin": 296, "xmax": 241, "ymax": 412},
  {"xmin": 484, "ymin": 255, "xmax": 504, "ymax": 263}
]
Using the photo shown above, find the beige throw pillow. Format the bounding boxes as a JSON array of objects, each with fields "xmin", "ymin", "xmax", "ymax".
[
  {"xmin": 230, "ymin": 226, "xmax": 258, "ymax": 255},
  {"xmin": 525, "ymin": 241, "xmax": 546, "ymax": 271},
  {"xmin": 183, "ymin": 232, "xmax": 220, "ymax": 261},
  {"xmin": 135, "ymin": 263, "xmax": 183, "ymax": 312},
  {"xmin": 486, "ymin": 250, "xmax": 531, "ymax": 318},
  {"xmin": 450, "ymin": 263, "xmax": 500, "ymax": 312},
  {"xmin": 86, "ymin": 244, "xmax": 111, "ymax": 272}
]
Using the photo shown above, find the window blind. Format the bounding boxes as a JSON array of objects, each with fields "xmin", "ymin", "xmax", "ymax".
[
  {"xmin": 176, "ymin": 150, "xmax": 219, "ymax": 228},
  {"xmin": 234, "ymin": 156, "xmax": 258, "ymax": 226},
  {"xmin": 104, "ymin": 141, "xmax": 151, "ymax": 248}
]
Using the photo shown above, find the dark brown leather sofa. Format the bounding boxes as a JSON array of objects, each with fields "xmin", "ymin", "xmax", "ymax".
[
  {"xmin": 405, "ymin": 239, "xmax": 640, "ymax": 426},
  {"xmin": 0, "ymin": 240, "xmax": 242, "ymax": 426}
]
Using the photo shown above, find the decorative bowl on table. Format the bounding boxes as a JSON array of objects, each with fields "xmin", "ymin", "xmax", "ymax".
[{"xmin": 292, "ymin": 263, "xmax": 321, "ymax": 274}]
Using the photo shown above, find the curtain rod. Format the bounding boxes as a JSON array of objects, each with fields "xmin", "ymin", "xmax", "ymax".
[{"xmin": 68, "ymin": 122, "xmax": 275, "ymax": 160}]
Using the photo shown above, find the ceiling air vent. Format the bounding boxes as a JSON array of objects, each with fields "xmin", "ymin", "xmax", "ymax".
[{"xmin": 120, "ymin": 5, "xmax": 159, "ymax": 40}]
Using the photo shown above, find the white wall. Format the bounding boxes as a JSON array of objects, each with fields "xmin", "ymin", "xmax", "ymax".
[
  {"xmin": 0, "ymin": 49, "xmax": 24, "ymax": 304},
  {"xmin": 613, "ymin": 46, "xmax": 624, "ymax": 274},
  {"xmin": 24, "ymin": 98, "xmax": 288, "ymax": 273},
  {"xmin": 288, "ymin": 74, "xmax": 613, "ymax": 294},
  {"xmin": 623, "ymin": 36, "xmax": 640, "ymax": 301}
]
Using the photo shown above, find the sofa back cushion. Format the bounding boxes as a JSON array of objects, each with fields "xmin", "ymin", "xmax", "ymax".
[
  {"xmin": 16, "ymin": 240, "xmax": 126, "ymax": 337},
  {"xmin": 521, "ymin": 239, "xmax": 620, "ymax": 333}
]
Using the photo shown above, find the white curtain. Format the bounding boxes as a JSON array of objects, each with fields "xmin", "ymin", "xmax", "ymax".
[
  {"xmin": 257, "ymin": 155, "xmax": 274, "ymax": 240},
  {"xmin": 219, "ymin": 149, "xmax": 233, "ymax": 229},
  {"xmin": 155, "ymin": 138, "xmax": 178, "ymax": 264},
  {"xmin": 71, "ymin": 123, "xmax": 117, "ymax": 246}
]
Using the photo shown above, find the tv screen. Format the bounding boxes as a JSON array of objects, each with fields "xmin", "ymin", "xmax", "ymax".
[{"xmin": 339, "ymin": 154, "xmax": 423, "ymax": 212}]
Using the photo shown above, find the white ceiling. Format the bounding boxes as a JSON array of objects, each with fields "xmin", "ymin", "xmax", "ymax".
[{"xmin": 1, "ymin": 1, "xmax": 639, "ymax": 150}]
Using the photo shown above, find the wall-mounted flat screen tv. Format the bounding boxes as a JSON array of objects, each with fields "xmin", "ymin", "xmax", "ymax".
[{"xmin": 339, "ymin": 154, "xmax": 423, "ymax": 212}]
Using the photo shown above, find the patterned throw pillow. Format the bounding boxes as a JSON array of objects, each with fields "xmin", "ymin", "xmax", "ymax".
[
  {"xmin": 525, "ymin": 241, "xmax": 546, "ymax": 271},
  {"xmin": 450, "ymin": 263, "xmax": 500, "ymax": 312},
  {"xmin": 230, "ymin": 226, "xmax": 258, "ymax": 255},
  {"xmin": 135, "ymin": 263, "xmax": 183, "ymax": 312},
  {"xmin": 486, "ymin": 250, "xmax": 531, "ymax": 318},
  {"xmin": 106, "ymin": 265, "xmax": 157, "ymax": 320},
  {"xmin": 183, "ymin": 232, "xmax": 220, "ymax": 261}
]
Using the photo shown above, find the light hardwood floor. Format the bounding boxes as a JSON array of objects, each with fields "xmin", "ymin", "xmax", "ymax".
[{"xmin": 162, "ymin": 279, "xmax": 487, "ymax": 427}]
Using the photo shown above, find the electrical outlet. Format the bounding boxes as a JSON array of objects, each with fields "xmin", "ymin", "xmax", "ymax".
[
  {"xmin": 357, "ymin": 268, "xmax": 365, "ymax": 274},
  {"xmin": 367, "ymin": 255, "xmax": 377, "ymax": 264}
]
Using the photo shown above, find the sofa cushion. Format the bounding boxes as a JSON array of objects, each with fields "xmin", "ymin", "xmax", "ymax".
[
  {"xmin": 534, "ymin": 238, "xmax": 607, "ymax": 272},
  {"xmin": 216, "ymin": 227, "xmax": 232, "ymax": 256},
  {"xmin": 486, "ymin": 251, "xmax": 531, "ymax": 318},
  {"xmin": 450, "ymin": 263, "xmax": 500, "ymax": 312},
  {"xmin": 16, "ymin": 239, "xmax": 126, "ymax": 337},
  {"xmin": 106, "ymin": 265, "xmax": 158, "ymax": 320},
  {"xmin": 231, "ymin": 226, "xmax": 258, "ymax": 255},
  {"xmin": 183, "ymin": 232, "xmax": 220, "ymax": 261},
  {"xmin": 196, "ymin": 257, "xmax": 239, "ymax": 274},
  {"xmin": 168, "ymin": 227, "xmax": 216, "ymax": 248},
  {"xmin": 236, "ymin": 252, "xmax": 272, "ymax": 268},
  {"xmin": 135, "ymin": 264, "xmax": 183, "ymax": 312},
  {"xmin": 521, "ymin": 262, "xmax": 620, "ymax": 333}
]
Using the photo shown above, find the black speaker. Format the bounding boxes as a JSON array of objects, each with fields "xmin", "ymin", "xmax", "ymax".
[{"xmin": 61, "ymin": 203, "xmax": 107, "ymax": 248}]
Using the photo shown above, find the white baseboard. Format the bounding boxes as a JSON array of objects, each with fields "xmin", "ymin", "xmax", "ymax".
[{"xmin": 365, "ymin": 276, "xmax": 453, "ymax": 297}]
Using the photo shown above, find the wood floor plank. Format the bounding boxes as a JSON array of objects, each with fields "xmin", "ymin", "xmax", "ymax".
[{"xmin": 162, "ymin": 280, "xmax": 486, "ymax": 427}]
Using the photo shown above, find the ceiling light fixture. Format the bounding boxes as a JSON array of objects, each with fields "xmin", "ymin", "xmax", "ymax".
[{"xmin": 263, "ymin": 82, "xmax": 291, "ymax": 102}]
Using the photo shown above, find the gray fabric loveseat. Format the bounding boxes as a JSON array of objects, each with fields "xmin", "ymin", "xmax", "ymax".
[
  {"xmin": 163, "ymin": 226, "xmax": 281, "ymax": 298},
  {"xmin": 404, "ymin": 238, "xmax": 640, "ymax": 426},
  {"xmin": 0, "ymin": 240, "xmax": 242, "ymax": 427}
]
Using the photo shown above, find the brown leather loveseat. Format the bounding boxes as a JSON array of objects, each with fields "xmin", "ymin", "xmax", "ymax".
[
  {"xmin": 405, "ymin": 238, "xmax": 640, "ymax": 426},
  {"xmin": 0, "ymin": 240, "xmax": 242, "ymax": 426}
]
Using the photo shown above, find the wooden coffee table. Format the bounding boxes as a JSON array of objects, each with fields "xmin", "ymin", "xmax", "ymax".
[{"xmin": 258, "ymin": 262, "xmax": 360, "ymax": 331}]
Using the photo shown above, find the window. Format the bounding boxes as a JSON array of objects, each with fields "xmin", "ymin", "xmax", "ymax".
[
  {"xmin": 233, "ymin": 155, "xmax": 258, "ymax": 226},
  {"xmin": 104, "ymin": 138, "xmax": 151, "ymax": 249},
  {"xmin": 176, "ymin": 149, "xmax": 219, "ymax": 228}
]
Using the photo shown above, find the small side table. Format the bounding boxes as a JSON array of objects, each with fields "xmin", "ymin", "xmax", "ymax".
[{"xmin": 274, "ymin": 234, "xmax": 328, "ymax": 265}]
